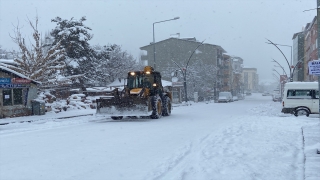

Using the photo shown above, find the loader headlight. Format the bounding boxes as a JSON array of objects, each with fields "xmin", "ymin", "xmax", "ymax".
[
  {"xmin": 153, "ymin": 83, "xmax": 157, "ymax": 87},
  {"xmin": 146, "ymin": 71, "xmax": 151, "ymax": 74},
  {"xmin": 130, "ymin": 72, "xmax": 135, "ymax": 76}
]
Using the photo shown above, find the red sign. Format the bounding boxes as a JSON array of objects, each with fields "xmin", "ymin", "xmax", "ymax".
[
  {"xmin": 280, "ymin": 75, "xmax": 287, "ymax": 83},
  {"xmin": 11, "ymin": 78, "xmax": 31, "ymax": 84}
]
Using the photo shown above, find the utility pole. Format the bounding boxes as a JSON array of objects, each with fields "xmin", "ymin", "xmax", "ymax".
[
  {"xmin": 317, "ymin": 0, "xmax": 320, "ymax": 155},
  {"xmin": 317, "ymin": 0, "xmax": 320, "ymax": 118}
]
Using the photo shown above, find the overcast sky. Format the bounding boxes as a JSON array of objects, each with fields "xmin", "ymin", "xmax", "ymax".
[{"xmin": 0, "ymin": 0, "xmax": 316, "ymax": 82}]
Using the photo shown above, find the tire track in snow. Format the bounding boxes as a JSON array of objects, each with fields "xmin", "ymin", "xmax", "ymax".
[
  {"xmin": 145, "ymin": 113, "xmax": 305, "ymax": 180},
  {"xmin": 145, "ymin": 142, "xmax": 193, "ymax": 180}
]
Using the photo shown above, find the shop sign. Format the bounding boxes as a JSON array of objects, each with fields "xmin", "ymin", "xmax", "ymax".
[
  {"xmin": 172, "ymin": 82, "xmax": 184, "ymax": 87},
  {"xmin": 11, "ymin": 78, "xmax": 31, "ymax": 84},
  {"xmin": 0, "ymin": 84, "xmax": 30, "ymax": 88},
  {"xmin": 0, "ymin": 78, "xmax": 11, "ymax": 84},
  {"xmin": 308, "ymin": 60, "xmax": 320, "ymax": 75}
]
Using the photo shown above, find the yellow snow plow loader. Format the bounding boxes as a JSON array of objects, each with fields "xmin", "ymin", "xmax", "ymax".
[{"xmin": 96, "ymin": 66, "xmax": 172, "ymax": 120}]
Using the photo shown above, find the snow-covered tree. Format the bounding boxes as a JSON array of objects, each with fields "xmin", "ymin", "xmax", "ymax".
[
  {"xmin": 50, "ymin": 16, "xmax": 94, "ymax": 82},
  {"xmin": 187, "ymin": 60, "xmax": 218, "ymax": 99},
  {"xmin": 50, "ymin": 17, "xmax": 93, "ymax": 79},
  {"xmin": 9, "ymin": 16, "xmax": 66, "ymax": 86},
  {"xmin": 89, "ymin": 44, "xmax": 140, "ymax": 85},
  {"xmin": 0, "ymin": 45, "xmax": 7, "ymax": 59}
]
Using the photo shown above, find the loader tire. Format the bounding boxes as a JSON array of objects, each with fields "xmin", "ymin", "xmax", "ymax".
[
  {"xmin": 150, "ymin": 95, "xmax": 162, "ymax": 119},
  {"xmin": 111, "ymin": 116, "xmax": 123, "ymax": 120},
  {"xmin": 162, "ymin": 96, "xmax": 171, "ymax": 116}
]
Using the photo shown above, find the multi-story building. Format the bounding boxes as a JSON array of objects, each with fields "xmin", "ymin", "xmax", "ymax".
[
  {"xmin": 220, "ymin": 54, "xmax": 233, "ymax": 93},
  {"xmin": 304, "ymin": 16, "xmax": 318, "ymax": 81},
  {"xmin": 231, "ymin": 56, "xmax": 244, "ymax": 95},
  {"xmin": 220, "ymin": 54, "xmax": 244, "ymax": 95},
  {"xmin": 242, "ymin": 67, "xmax": 258, "ymax": 92},
  {"xmin": 140, "ymin": 37, "xmax": 225, "ymax": 78},
  {"xmin": 292, "ymin": 31, "xmax": 305, "ymax": 81},
  {"xmin": 140, "ymin": 37, "xmax": 226, "ymax": 100}
]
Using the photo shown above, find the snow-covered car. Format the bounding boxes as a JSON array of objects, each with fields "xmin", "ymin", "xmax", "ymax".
[
  {"xmin": 233, "ymin": 96, "xmax": 238, "ymax": 101},
  {"xmin": 272, "ymin": 94, "xmax": 281, "ymax": 102},
  {"xmin": 218, "ymin": 92, "xmax": 232, "ymax": 103},
  {"xmin": 237, "ymin": 93, "xmax": 245, "ymax": 100},
  {"xmin": 262, "ymin": 92, "xmax": 271, "ymax": 96}
]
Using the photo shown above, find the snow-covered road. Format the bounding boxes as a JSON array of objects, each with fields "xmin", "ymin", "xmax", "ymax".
[{"xmin": 0, "ymin": 94, "xmax": 319, "ymax": 180}]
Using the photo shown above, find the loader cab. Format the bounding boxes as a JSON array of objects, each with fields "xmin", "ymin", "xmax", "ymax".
[{"xmin": 127, "ymin": 66, "xmax": 163, "ymax": 95}]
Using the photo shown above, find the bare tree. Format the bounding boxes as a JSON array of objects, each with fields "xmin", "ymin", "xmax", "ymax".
[{"xmin": 9, "ymin": 16, "xmax": 66, "ymax": 87}]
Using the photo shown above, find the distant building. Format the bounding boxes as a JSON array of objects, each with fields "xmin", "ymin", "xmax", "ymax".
[
  {"xmin": 304, "ymin": 16, "xmax": 318, "ymax": 81},
  {"xmin": 140, "ymin": 37, "xmax": 226, "ymax": 79},
  {"xmin": 140, "ymin": 37, "xmax": 226, "ymax": 100},
  {"xmin": 231, "ymin": 56, "xmax": 244, "ymax": 95},
  {"xmin": 292, "ymin": 31, "xmax": 305, "ymax": 81},
  {"xmin": 242, "ymin": 67, "xmax": 258, "ymax": 92},
  {"xmin": 220, "ymin": 54, "xmax": 233, "ymax": 93}
]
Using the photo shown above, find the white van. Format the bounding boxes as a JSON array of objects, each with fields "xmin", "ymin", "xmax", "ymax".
[
  {"xmin": 281, "ymin": 82, "xmax": 319, "ymax": 117},
  {"xmin": 218, "ymin": 91, "xmax": 233, "ymax": 103}
]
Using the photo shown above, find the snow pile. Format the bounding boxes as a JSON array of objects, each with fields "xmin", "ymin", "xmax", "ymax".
[
  {"xmin": 36, "ymin": 91, "xmax": 96, "ymax": 113},
  {"xmin": 247, "ymin": 101, "xmax": 283, "ymax": 117},
  {"xmin": 302, "ymin": 124, "xmax": 320, "ymax": 180}
]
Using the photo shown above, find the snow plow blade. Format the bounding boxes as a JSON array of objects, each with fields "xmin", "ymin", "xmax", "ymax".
[{"xmin": 96, "ymin": 96, "xmax": 150, "ymax": 117}]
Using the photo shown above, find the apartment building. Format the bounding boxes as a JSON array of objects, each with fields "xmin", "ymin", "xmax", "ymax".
[{"xmin": 242, "ymin": 67, "xmax": 258, "ymax": 92}]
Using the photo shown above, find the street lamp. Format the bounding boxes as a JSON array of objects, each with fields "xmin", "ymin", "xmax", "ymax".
[
  {"xmin": 274, "ymin": 65, "xmax": 286, "ymax": 74},
  {"xmin": 171, "ymin": 40, "xmax": 205, "ymax": 103},
  {"xmin": 272, "ymin": 68, "xmax": 281, "ymax": 76},
  {"xmin": 271, "ymin": 59, "xmax": 288, "ymax": 77},
  {"xmin": 153, "ymin": 17, "xmax": 180, "ymax": 70},
  {"xmin": 267, "ymin": 42, "xmax": 292, "ymax": 66},
  {"xmin": 266, "ymin": 39, "xmax": 292, "ymax": 81}
]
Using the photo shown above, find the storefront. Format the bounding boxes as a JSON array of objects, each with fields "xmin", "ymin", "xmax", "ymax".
[
  {"xmin": 172, "ymin": 82, "xmax": 183, "ymax": 103},
  {"xmin": 0, "ymin": 67, "xmax": 39, "ymax": 118}
]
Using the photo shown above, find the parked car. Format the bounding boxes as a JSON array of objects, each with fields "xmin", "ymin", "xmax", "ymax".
[
  {"xmin": 272, "ymin": 94, "xmax": 281, "ymax": 102},
  {"xmin": 233, "ymin": 96, "xmax": 238, "ymax": 101},
  {"xmin": 237, "ymin": 93, "xmax": 245, "ymax": 100},
  {"xmin": 281, "ymin": 82, "xmax": 318, "ymax": 117},
  {"xmin": 262, "ymin": 92, "xmax": 271, "ymax": 96},
  {"xmin": 218, "ymin": 92, "xmax": 233, "ymax": 103}
]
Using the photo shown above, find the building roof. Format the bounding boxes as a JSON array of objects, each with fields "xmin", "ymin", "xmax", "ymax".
[
  {"xmin": 0, "ymin": 59, "xmax": 18, "ymax": 66},
  {"xmin": 0, "ymin": 63, "xmax": 40, "ymax": 84},
  {"xmin": 243, "ymin": 67, "xmax": 257, "ymax": 71},
  {"xmin": 107, "ymin": 78, "xmax": 127, "ymax": 87},
  {"xmin": 140, "ymin": 37, "xmax": 227, "ymax": 53},
  {"xmin": 292, "ymin": 32, "xmax": 303, "ymax": 40}
]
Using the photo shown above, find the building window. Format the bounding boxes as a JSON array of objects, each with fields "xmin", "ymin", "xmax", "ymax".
[
  {"xmin": 13, "ymin": 89, "xmax": 23, "ymax": 105},
  {"xmin": 3, "ymin": 89, "xmax": 12, "ymax": 106},
  {"xmin": 2, "ymin": 88, "xmax": 24, "ymax": 106}
]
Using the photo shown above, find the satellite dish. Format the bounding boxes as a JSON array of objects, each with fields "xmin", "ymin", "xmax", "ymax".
[{"xmin": 172, "ymin": 77, "xmax": 178, "ymax": 82}]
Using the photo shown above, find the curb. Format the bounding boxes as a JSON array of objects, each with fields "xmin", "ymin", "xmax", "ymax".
[{"xmin": 301, "ymin": 125, "xmax": 320, "ymax": 180}]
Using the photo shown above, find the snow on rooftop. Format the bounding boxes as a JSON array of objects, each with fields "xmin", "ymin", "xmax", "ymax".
[
  {"xmin": 107, "ymin": 79, "xmax": 127, "ymax": 87},
  {"xmin": 162, "ymin": 80, "xmax": 172, "ymax": 87},
  {"xmin": 0, "ymin": 59, "xmax": 17, "ymax": 65},
  {"xmin": 0, "ymin": 62, "xmax": 40, "ymax": 84}
]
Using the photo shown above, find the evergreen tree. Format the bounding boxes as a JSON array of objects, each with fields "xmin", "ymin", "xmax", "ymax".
[{"xmin": 50, "ymin": 16, "xmax": 94, "ymax": 83}]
